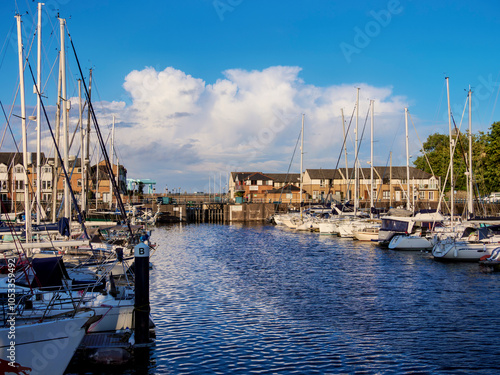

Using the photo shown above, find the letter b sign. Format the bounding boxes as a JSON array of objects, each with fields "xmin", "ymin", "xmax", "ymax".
[{"xmin": 134, "ymin": 243, "xmax": 150, "ymax": 258}]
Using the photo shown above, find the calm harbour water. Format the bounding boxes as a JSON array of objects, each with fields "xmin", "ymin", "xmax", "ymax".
[{"xmin": 71, "ymin": 223, "xmax": 500, "ymax": 374}]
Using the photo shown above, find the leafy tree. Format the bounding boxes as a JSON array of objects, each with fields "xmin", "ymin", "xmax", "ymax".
[
  {"xmin": 413, "ymin": 133, "xmax": 452, "ymax": 189},
  {"xmin": 471, "ymin": 131, "xmax": 488, "ymax": 194},
  {"xmin": 413, "ymin": 124, "xmax": 497, "ymax": 194},
  {"xmin": 483, "ymin": 121, "xmax": 500, "ymax": 192}
]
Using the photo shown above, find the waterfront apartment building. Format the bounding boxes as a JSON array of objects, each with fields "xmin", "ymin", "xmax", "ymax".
[
  {"xmin": 230, "ymin": 167, "xmax": 440, "ymax": 206},
  {"xmin": 0, "ymin": 152, "xmax": 127, "ymax": 211}
]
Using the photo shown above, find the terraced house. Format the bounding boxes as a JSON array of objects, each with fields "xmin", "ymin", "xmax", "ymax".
[
  {"xmin": 230, "ymin": 167, "xmax": 440, "ymax": 206},
  {"xmin": 0, "ymin": 152, "xmax": 127, "ymax": 212}
]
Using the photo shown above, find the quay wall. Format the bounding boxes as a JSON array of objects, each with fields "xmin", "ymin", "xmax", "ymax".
[
  {"xmin": 148, "ymin": 201, "xmax": 500, "ymax": 224},
  {"xmin": 152, "ymin": 202, "xmax": 288, "ymax": 223}
]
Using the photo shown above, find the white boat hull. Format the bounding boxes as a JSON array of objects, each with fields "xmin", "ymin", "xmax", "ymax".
[
  {"xmin": 353, "ymin": 229, "xmax": 379, "ymax": 241},
  {"xmin": 388, "ymin": 235, "xmax": 434, "ymax": 251},
  {"xmin": 432, "ymin": 240, "xmax": 496, "ymax": 261},
  {"xmin": 0, "ymin": 316, "xmax": 89, "ymax": 375},
  {"xmin": 318, "ymin": 221, "xmax": 338, "ymax": 234}
]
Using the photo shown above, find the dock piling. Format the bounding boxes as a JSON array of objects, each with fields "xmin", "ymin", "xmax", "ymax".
[{"xmin": 134, "ymin": 242, "xmax": 150, "ymax": 345}]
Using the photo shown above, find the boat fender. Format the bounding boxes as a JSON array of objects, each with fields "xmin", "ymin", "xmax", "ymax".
[{"xmin": 88, "ymin": 347, "xmax": 131, "ymax": 365}]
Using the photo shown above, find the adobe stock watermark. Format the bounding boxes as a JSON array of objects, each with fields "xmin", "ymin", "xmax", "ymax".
[
  {"xmin": 445, "ymin": 73, "xmax": 500, "ymax": 123},
  {"xmin": 340, "ymin": 0, "xmax": 403, "ymax": 63},
  {"xmin": 30, "ymin": 320, "xmax": 83, "ymax": 372},
  {"xmin": 6, "ymin": 258, "xmax": 17, "ymax": 368},
  {"xmin": 238, "ymin": 107, "xmax": 297, "ymax": 163},
  {"xmin": 213, "ymin": 0, "xmax": 244, "ymax": 22}
]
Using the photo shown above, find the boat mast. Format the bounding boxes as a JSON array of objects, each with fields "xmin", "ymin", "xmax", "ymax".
[
  {"xmin": 109, "ymin": 115, "xmax": 115, "ymax": 209},
  {"xmin": 446, "ymin": 77, "xmax": 454, "ymax": 227},
  {"xmin": 51, "ymin": 53, "xmax": 62, "ymax": 223},
  {"xmin": 96, "ymin": 147, "xmax": 99, "ymax": 209},
  {"xmin": 370, "ymin": 99, "xmax": 374, "ymax": 219},
  {"xmin": 355, "ymin": 88, "xmax": 359, "ymax": 214},
  {"xmin": 467, "ymin": 86, "xmax": 473, "ymax": 218},
  {"xmin": 85, "ymin": 69, "xmax": 92, "ymax": 211},
  {"xmin": 405, "ymin": 107, "xmax": 410, "ymax": 211},
  {"xmin": 60, "ymin": 18, "xmax": 71, "ymax": 222},
  {"xmin": 389, "ymin": 151, "xmax": 392, "ymax": 207},
  {"xmin": 16, "ymin": 14, "xmax": 31, "ymax": 242},
  {"xmin": 300, "ymin": 113, "xmax": 304, "ymax": 218},
  {"xmin": 36, "ymin": 3, "xmax": 42, "ymax": 225},
  {"xmin": 79, "ymin": 79, "xmax": 85, "ymax": 213},
  {"xmin": 341, "ymin": 108, "xmax": 349, "ymax": 201}
]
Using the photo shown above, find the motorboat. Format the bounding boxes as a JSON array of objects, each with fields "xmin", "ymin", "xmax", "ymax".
[
  {"xmin": 378, "ymin": 209, "xmax": 445, "ymax": 247},
  {"xmin": 388, "ymin": 233, "xmax": 435, "ymax": 251},
  {"xmin": 353, "ymin": 226, "xmax": 379, "ymax": 241}
]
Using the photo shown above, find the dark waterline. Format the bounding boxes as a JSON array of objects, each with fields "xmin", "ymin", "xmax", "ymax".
[{"xmin": 67, "ymin": 223, "xmax": 500, "ymax": 374}]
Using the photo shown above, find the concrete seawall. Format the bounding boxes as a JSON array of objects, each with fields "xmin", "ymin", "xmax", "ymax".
[
  {"xmin": 154, "ymin": 203, "xmax": 287, "ymax": 223},
  {"xmin": 150, "ymin": 201, "xmax": 500, "ymax": 224}
]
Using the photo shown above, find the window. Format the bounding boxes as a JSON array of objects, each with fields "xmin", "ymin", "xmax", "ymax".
[
  {"xmin": 15, "ymin": 166, "xmax": 23, "ymax": 173},
  {"xmin": 43, "ymin": 167, "xmax": 51, "ymax": 174},
  {"xmin": 15, "ymin": 180, "xmax": 24, "ymax": 190},
  {"xmin": 419, "ymin": 191, "xmax": 425, "ymax": 199},
  {"xmin": 428, "ymin": 191, "xmax": 434, "ymax": 200},
  {"xmin": 383, "ymin": 190, "xmax": 390, "ymax": 200},
  {"xmin": 257, "ymin": 180, "xmax": 262, "ymax": 186}
]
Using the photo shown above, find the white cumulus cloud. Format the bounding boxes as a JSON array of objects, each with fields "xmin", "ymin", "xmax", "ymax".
[{"xmin": 89, "ymin": 65, "xmax": 415, "ymax": 191}]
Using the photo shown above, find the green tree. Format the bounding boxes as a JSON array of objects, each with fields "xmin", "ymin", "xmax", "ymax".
[
  {"xmin": 413, "ymin": 133, "xmax": 452, "ymax": 188},
  {"xmin": 483, "ymin": 121, "xmax": 500, "ymax": 192},
  {"xmin": 413, "ymin": 123, "xmax": 498, "ymax": 195}
]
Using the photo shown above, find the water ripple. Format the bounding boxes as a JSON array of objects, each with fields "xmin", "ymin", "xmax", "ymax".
[{"xmin": 144, "ymin": 223, "xmax": 500, "ymax": 374}]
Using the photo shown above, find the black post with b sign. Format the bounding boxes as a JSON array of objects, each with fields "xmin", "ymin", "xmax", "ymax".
[{"xmin": 134, "ymin": 242, "xmax": 150, "ymax": 345}]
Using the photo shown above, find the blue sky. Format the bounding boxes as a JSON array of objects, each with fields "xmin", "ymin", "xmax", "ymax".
[{"xmin": 1, "ymin": 0, "xmax": 499, "ymax": 192}]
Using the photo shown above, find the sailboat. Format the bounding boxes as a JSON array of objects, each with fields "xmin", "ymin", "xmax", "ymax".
[
  {"xmin": 431, "ymin": 81, "xmax": 489, "ymax": 261},
  {"xmin": 0, "ymin": 312, "xmax": 93, "ymax": 374}
]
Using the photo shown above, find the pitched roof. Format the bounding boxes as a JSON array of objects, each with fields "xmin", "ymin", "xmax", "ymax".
[
  {"xmin": 265, "ymin": 173, "xmax": 300, "ymax": 183},
  {"xmin": 267, "ymin": 184, "xmax": 303, "ymax": 194},
  {"xmin": 246, "ymin": 172, "xmax": 273, "ymax": 181},
  {"xmin": 231, "ymin": 172, "xmax": 260, "ymax": 182},
  {"xmin": 306, "ymin": 167, "xmax": 434, "ymax": 180},
  {"xmin": 0, "ymin": 152, "xmax": 49, "ymax": 167}
]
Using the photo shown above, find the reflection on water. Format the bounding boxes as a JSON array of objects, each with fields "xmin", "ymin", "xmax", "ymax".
[{"xmin": 70, "ymin": 223, "xmax": 500, "ymax": 374}]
